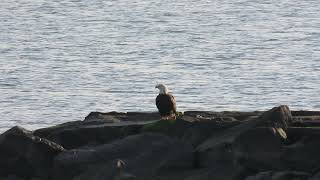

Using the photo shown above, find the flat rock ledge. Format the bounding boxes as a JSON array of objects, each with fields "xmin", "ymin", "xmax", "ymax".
[{"xmin": 1, "ymin": 105, "xmax": 320, "ymax": 180}]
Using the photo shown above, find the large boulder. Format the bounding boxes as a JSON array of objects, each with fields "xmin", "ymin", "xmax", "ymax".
[
  {"xmin": 52, "ymin": 133, "xmax": 194, "ymax": 180},
  {"xmin": 142, "ymin": 117, "xmax": 241, "ymax": 147},
  {"xmin": 309, "ymin": 172, "xmax": 320, "ymax": 180},
  {"xmin": 2, "ymin": 175, "xmax": 26, "ymax": 180},
  {"xmin": 233, "ymin": 128, "xmax": 287, "ymax": 171},
  {"xmin": 180, "ymin": 119, "xmax": 240, "ymax": 147},
  {"xmin": 290, "ymin": 110, "xmax": 320, "ymax": 127},
  {"xmin": 84, "ymin": 111, "xmax": 161, "ymax": 122},
  {"xmin": 0, "ymin": 126, "xmax": 65, "ymax": 179},
  {"xmin": 167, "ymin": 167, "xmax": 237, "ymax": 180},
  {"xmin": 195, "ymin": 115, "xmax": 261, "ymax": 168},
  {"xmin": 34, "ymin": 120, "xmax": 156, "ymax": 149},
  {"xmin": 184, "ymin": 111, "xmax": 262, "ymax": 121},
  {"xmin": 245, "ymin": 171, "xmax": 310, "ymax": 180},
  {"xmin": 140, "ymin": 117, "xmax": 244, "ymax": 180},
  {"xmin": 282, "ymin": 127, "xmax": 320, "ymax": 172},
  {"xmin": 184, "ymin": 116, "xmax": 261, "ymax": 179}
]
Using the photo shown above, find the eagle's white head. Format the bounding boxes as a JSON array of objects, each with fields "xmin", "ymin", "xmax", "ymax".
[{"xmin": 155, "ymin": 84, "xmax": 169, "ymax": 94}]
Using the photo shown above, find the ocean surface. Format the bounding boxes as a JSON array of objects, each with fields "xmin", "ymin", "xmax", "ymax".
[{"xmin": 0, "ymin": 0, "xmax": 319, "ymax": 132}]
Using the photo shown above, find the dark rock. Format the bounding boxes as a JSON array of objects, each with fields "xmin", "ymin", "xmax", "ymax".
[
  {"xmin": 142, "ymin": 117, "xmax": 240, "ymax": 147},
  {"xmin": 2, "ymin": 108, "xmax": 319, "ymax": 180},
  {"xmin": 196, "ymin": 142, "xmax": 234, "ymax": 169},
  {"xmin": 184, "ymin": 111, "xmax": 262, "ymax": 121},
  {"xmin": 245, "ymin": 171, "xmax": 310, "ymax": 180},
  {"xmin": 197, "ymin": 115, "xmax": 261, "ymax": 152},
  {"xmin": 140, "ymin": 117, "xmax": 244, "ymax": 179},
  {"xmin": 296, "ymin": 119, "xmax": 320, "ymax": 127},
  {"xmin": 161, "ymin": 167, "xmax": 234, "ymax": 180},
  {"xmin": 35, "ymin": 111, "xmax": 161, "ymax": 138},
  {"xmin": 258, "ymin": 105, "xmax": 292, "ymax": 128},
  {"xmin": 245, "ymin": 171, "xmax": 273, "ymax": 180},
  {"xmin": 291, "ymin": 111, "xmax": 320, "ymax": 116},
  {"xmin": 195, "ymin": 115, "xmax": 262, "ymax": 169},
  {"xmin": 195, "ymin": 105, "xmax": 291, "ymax": 157},
  {"xmin": 189, "ymin": 116, "xmax": 264, "ymax": 179},
  {"xmin": 309, "ymin": 172, "xmax": 320, "ymax": 180},
  {"xmin": 34, "ymin": 111, "xmax": 163, "ymax": 149},
  {"xmin": 0, "ymin": 126, "xmax": 65, "ymax": 179},
  {"xmin": 272, "ymin": 171, "xmax": 310, "ymax": 180},
  {"xmin": 84, "ymin": 111, "xmax": 160, "ymax": 122},
  {"xmin": 2, "ymin": 174, "xmax": 27, "ymax": 180},
  {"xmin": 34, "ymin": 121, "xmax": 155, "ymax": 149},
  {"xmin": 126, "ymin": 112, "xmax": 161, "ymax": 121},
  {"xmin": 84, "ymin": 112, "xmax": 124, "ymax": 122},
  {"xmin": 291, "ymin": 116, "xmax": 320, "ymax": 127},
  {"xmin": 282, "ymin": 127, "xmax": 320, "ymax": 172},
  {"xmin": 52, "ymin": 133, "xmax": 194, "ymax": 180},
  {"xmin": 180, "ymin": 118, "xmax": 240, "ymax": 147},
  {"xmin": 233, "ymin": 128, "xmax": 287, "ymax": 171},
  {"xmin": 141, "ymin": 119, "xmax": 187, "ymax": 137}
]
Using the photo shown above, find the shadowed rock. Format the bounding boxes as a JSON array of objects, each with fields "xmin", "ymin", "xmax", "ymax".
[
  {"xmin": 142, "ymin": 117, "xmax": 241, "ymax": 147},
  {"xmin": 233, "ymin": 128, "xmax": 287, "ymax": 171},
  {"xmin": 34, "ymin": 120, "xmax": 156, "ymax": 149},
  {"xmin": 196, "ymin": 115, "xmax": 260, "ymax": 153},
  {"xmin": 0, "ymin": 126, "xmax": 65, "ymax": 179},
  {"xmin": 196, "ymin": 105, "xmax": 291, "ymax": 154},
  {"xmin": 52, "ymin": 133, "xmax": 194, "ymax": 180},
  {"xmin": 291, "ymin": 111, "xmax": 320, "ymax": 116},
  {"xmin": 2, "ymin": 107, "xmax": 320, "ymax": 180},
  {"xmin": 184, "ymin": 111, "xmax": 262, "ymax": 121},
  {"xmin": 309, "ymin": 172, "xmax": 320, "ymax": 180},
  {"xmin": 84, "ymin": 111, "xmax": 161, "ymax": 122},
  {"xmin": 193, "ymin": 105, "xmax": 293, "ymax": 180},
  {"xmin": 282, "ymin": 127, "xmax": 320, "ymax": 172},
  {"xmin": 35, "ymin": 112, "xmax": 160, "ymax": 138},
  {"xmin": 245, "ymin": 171, "xmax": 310, "ymax": 180},
  {"xmin": 3, "ymin": 175, "xmax": 26, "ymax": 180},
  {"xmin": 33, "ymin": 112, "xmax": 164, "ymax": 149}
]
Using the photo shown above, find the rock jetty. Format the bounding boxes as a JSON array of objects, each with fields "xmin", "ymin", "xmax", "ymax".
[{"xmin": 1, "ymin": 105, "xmax": 320, "ymax": 180}]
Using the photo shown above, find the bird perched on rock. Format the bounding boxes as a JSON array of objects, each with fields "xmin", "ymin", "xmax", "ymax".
[{"xmin": 155, "ymin": 84, "xmax": 177, "ymax": 120}]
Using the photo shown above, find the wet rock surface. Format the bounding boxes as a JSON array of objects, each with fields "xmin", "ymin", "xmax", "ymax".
[{"xmin": 1, "ymin": 105, "xmax": 320, "ymax": 180}]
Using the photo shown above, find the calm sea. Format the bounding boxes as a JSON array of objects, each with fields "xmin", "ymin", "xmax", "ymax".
[{"xmin": 0, "ymin": 0, "xmax": 319, "ymax": 132}]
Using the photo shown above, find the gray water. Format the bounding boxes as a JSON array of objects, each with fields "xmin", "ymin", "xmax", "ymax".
[{"xmin": 0, "ymin": 0, "xmax": 320, "ymax": 132}]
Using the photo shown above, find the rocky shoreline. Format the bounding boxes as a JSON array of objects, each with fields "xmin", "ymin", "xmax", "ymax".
[{"xmin": 1, "ymin": 105, "xmax": 320, "ymax": 180}]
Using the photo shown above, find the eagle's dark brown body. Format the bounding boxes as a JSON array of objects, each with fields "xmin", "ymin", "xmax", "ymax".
[{"xmin": 156, "ymin": 94, "xmax": 176, "ymax": 116}]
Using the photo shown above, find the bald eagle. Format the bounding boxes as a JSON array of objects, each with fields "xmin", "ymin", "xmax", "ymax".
[{"xmin": 155, "ymin": 84, "xmax": 177, "ymax": 119}]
